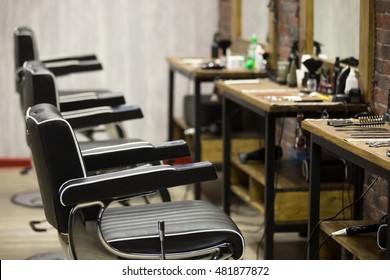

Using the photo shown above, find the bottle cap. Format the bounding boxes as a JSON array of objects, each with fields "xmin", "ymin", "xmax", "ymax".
[{"xmin": 251, "ymin": 34, "xmax": 257, "ymax": 43}]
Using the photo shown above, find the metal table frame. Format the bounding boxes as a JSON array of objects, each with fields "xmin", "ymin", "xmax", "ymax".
[
  {"xmin": 220, "ymin": 80, "xmax": 367, "ymax": 259},
  {"xmin": 306, "ymin": 123, "xmax": 390, "ymax": 259},
  {"xmin": 167, "ymin": 56, "xmax": 261, "ymax": 199}
]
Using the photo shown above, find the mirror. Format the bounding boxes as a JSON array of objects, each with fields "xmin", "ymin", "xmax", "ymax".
[
  {"xmin": 241, "ymin": 0, "xmax": 269, "ymax": 43},
  {"xmin": 314, "ymin": 0, "xmax": 360, "ymax": 61},
  {"xmin": 303, "ymin": 0, "xmax": 374, "ymax": 102},
  {"xmin": 238, "ymin": 0, "xmax": 277, "ymax": 69}
]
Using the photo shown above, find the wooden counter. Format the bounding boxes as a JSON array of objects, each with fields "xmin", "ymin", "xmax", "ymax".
[
  {"xmin": 219, "ymin": 78, "xmax": 367, "ymax": 259},
  {"xmin": 303, "ymin": 118, "xmax": 390, "ymax": 259}
]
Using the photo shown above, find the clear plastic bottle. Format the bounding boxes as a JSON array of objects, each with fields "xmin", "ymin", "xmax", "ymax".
[
  {"xmin": 307, "ymin": 75, "xmax": 317, "ymax": 92},
  {"xmin": 245, "ymin": 34, "xmax": 258, "ymax": 69}
]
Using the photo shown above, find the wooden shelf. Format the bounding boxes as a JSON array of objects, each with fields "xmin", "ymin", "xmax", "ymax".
[
  {"xmin": 230, "ymin": 155, "xmax": 353, "ymax": 222},
  {"xmin": 320, "ymin": 220, "xmax": 387, "ymax": 260}
]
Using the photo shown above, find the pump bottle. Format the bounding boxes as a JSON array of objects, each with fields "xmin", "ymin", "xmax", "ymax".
[{"xmin": 344, "ymin": 68, "xmax": 358, "ymax": 94}]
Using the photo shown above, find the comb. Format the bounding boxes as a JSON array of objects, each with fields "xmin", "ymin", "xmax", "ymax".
[{"xmin": 332, "ymin": 115, "xmax": 385, "ymax": 127}]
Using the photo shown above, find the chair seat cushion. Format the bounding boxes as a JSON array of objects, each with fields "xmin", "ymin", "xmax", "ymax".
[{"xmin": 100, "ymin": 200, "xmax": 244, "ymax": 259}]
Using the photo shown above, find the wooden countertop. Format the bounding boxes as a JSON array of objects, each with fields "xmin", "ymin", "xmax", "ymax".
[
  {"xmin": 217, "ymin": 79, "xmax": 368, "ymax": 113},
  {"xmin": 302, "ymin": 118, "xmax": 390, "ymax": 172},
  {"xmin": 166, "ymin": 56, "xmax": 264, "ymax": 78}
]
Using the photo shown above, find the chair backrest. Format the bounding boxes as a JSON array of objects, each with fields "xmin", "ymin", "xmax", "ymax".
[
  {"xmin": 21, "ymin": 60, "xmax": 59, "ymax": 114},
  {"xmin": 14, "ymin": 26, "xmax": 39, "ymax": 70},
  {"xmin": 14, "ymin": 26, "xmax": 39, "ymax": 94},
  {"xmin": 26, "ymin": 103, "xmax": 86, "ymax": 233}
]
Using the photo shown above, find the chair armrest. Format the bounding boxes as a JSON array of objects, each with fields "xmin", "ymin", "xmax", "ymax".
[
  {"xmin": 41, "ymin": 54, "xmax": 98, "ymax": 63},
  {"xmin": 61, "ymin": 105, "xmax": 143, "ymax": 129},
  {"xmin": 43, "ymin": 59, "xmax": 103, "ymax": 76},
  {"xmin": 59, "ymin": 91, "xmax": 126, "ymax": 111},
  {"xmin": 59, "ymin": 162, "xmax": 217, "ymax": 206},
  {"xmin": 80, "ymin": 139, "xmax": 190, "ymax": 171}
]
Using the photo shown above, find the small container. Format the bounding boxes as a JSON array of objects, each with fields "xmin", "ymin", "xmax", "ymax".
[
  {"xmin": 226, "ymin": 55, "xmax": 245, "ymax": 69},
  {"xmin": 307, "ymin": 76, "xmax": 317, "ymax": 92},
  {"xmin": 344, "ymin": 68, "xmax": 358, "ymax": 94}
]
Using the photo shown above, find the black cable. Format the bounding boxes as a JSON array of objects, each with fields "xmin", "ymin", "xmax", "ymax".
[{"xmin": 303, "ymin": 175, "xmax": 379, "ymax": 259}]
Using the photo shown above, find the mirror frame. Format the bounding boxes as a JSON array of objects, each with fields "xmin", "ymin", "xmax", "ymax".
[{"xmin": 300, "ymin": 0, "xmax": 374, "ymax": 103}]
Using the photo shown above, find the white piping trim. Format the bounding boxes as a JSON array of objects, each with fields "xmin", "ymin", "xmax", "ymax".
[
  {"xmin": 59, "ymin": 165, "xmax": 175, "ymax": 206},
  {"xmin": 81, "ymin": 141, "xmax": 153, "ymax": 155},
  {"xmin": 59, "ymin": 92, "xmax": 98, "ymax": 103},
  {"xmin": 62, "ymin": 106, "xmax": 113, "ymax": 119},
  {"xmin": 44, "ymin": 60, "xmax": 82, "ymax": 68}
]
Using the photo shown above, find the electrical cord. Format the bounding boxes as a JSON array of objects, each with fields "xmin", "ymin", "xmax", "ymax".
[{"xmin": 303, "ymin": 175, "xmax": 379, "ymax": 259}]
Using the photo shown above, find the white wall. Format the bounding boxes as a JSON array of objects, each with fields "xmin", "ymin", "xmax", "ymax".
[{"xmin": 0, "ymin": 0, "xmax": 218, "ymax": 157}]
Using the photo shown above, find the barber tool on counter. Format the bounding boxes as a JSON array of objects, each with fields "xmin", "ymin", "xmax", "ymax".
[
  {"xmin": 332, "ymin": 57, "xmax": 341, "ymax": 94},
  {"xmin": 211, "ymin": 32, "xmax": 231, "ymax": 59},
  {"xmin": 205, "ymin": 32, "xmax": 232, "ymax": 69},
  {"xmin": 327, "ymin": 115, "xmax": 385, "ymax": 128},
  {"xmin": 302, "ymin": 58, "xmax": 323, "ymax": 92},
  {"xmin": 286, "ymin": 41, "xmax": 299, "ymax": 87},
  {"xmin": 332, "ymin": 64, "xmax": 362, "ymax": 103},
  {"xmin": 331, "ymin": 214, "xmax": 388, "ymax": 250}
]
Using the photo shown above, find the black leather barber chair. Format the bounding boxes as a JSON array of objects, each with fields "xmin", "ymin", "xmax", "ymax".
[
  {"xmin": 13, "ymin": 27, "xmax": 128, "ymax": 208},
  {"xmin": 18, "ymin": 59, "xmax": 193, "ymax": 204},
  {"xmin": 21, "ymin": 60, "xmax": 142, "ymax": 139},
  {"xmin": 12, "ymin": 57, "xmax": 136, "ymax": 207},
  {"xmin": 14, "ymin": 26, "xmax": 125, "ymax": 111},
  {"xmin": 25, "ymin": 103, "xmax": 245, "ymax": 260}
]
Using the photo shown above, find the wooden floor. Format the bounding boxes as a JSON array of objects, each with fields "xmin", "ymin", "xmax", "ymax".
[
  {"xmin": 0, "ymin": 167, "xmax": 63, "ymax": 260},
  {"xmin": 0, "ymin": 167, "xmax": 306, "ymax": 260}
]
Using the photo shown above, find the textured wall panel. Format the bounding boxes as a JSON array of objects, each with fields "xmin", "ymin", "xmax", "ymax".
[{"xmin": 0, "ymin": 0, "xmax": 218, "ymax": 157}]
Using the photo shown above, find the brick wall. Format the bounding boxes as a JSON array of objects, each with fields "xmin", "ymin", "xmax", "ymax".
[
  {"xmin": 273, "ymin": 0, "xmax": 300, "ymax": 154},
  {"xmin": 275, "ymin": 0, "xmax": 300, "ymax": 60},
  {"xmin": 373, "ymin": 0, "xmax": 390, "ymax": 115},
  {"xmin": 218, "ymin": 0, "xmax": 388, "ymax": 220},
  {"xmin": 365, "ymin": 0, "xmax": 390, "ymax": 220}
]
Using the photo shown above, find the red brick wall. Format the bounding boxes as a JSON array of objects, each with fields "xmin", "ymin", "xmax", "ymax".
[
  {"xmin": 275, "ymin": 0, "xmax": 299, "ymax": 60},
  {"xmin": 365, "ymin": 0, "xmax": 389, "ymax": 220},
  {"xmin": 373, "ymin": 0, "xmax": 390, "ymax": 115},
  {"xmin": 218, "ymin": 0, "xmax": 388, "ymax": 220},
  {"xmin": 273, "ymin": 0, "xmax": 300, "ymax": 154}
]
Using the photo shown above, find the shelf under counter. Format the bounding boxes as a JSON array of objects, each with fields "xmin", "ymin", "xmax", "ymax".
[
  {"xmin": 230, "ymin": 155, "xmax": 353, "ymax": 223},
  {"xmin": 173, "ymin": 116, "xmax": 262, "ymax": 164},
  {"xmin": 320, "ymin": 220, "xmax": 387, "ymax": 260}
]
